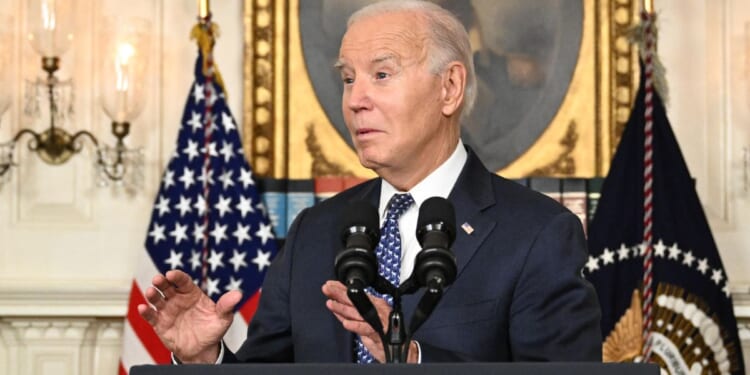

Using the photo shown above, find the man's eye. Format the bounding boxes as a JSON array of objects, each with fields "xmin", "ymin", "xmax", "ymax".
[
  {"xmin": 375, "ymin": 72, "xmax": 389, "ymax": 80},
  {"xmin": 342, "ymin": 77, "xmax": 354, "ymax": 84}
]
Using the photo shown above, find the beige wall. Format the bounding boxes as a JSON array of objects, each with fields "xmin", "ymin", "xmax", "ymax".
[{"xmin": 657, "ymin": 0, "xmax": 750, "ymax": 366}]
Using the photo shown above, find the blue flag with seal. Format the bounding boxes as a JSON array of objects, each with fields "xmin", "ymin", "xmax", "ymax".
[{"xmin": 584, "ymin": 61, "xmax": 745, "ymax": 374}]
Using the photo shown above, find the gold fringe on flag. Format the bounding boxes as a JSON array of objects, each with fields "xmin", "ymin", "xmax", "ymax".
[
  {"xmin": 625, "ymin": 14, "xmax": 670, "ymax": 105},
  {"xmin": 190, "ymin": 22, "xmax": 228, "ymax": 99}
]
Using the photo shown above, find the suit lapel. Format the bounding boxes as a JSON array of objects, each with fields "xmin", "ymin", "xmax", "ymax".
[
  {"xmin": 402, "ymin": 149, "xmax": 496, "ymax": 324},
  {"xmin": 448, "ymin": 148, "xmax": 497, "ymax": 280}
]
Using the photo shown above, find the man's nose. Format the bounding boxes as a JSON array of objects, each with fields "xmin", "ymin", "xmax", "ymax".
[{"xmin": 346, "ymin": 79, "xmax": 372, "ymax": 113}]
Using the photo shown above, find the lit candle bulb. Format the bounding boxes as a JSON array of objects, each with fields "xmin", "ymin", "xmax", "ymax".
[
  {"xmin": 41, "ymin": 0, "xmax": 57, "ymax": 56},
  {"xmin": 115, "ymin": 42, "xmax": 135, "ymax": 122}
]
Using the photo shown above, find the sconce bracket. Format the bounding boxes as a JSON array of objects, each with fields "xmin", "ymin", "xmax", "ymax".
[
  {"xmin": 112, "ymin": 122, "xmax": 130, "ymax": 141},
  {"xmin": 36, "ymin": 127, "xmax": 75, "ymax": 164},
  {"xmin": 14, "ymin": 127, "xmax": 96, "ymax": 166}
]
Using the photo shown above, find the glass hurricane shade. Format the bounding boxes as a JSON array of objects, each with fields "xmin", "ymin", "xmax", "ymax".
[
  {"xmin": 99, "ymin": 18, "xmax": 151, "ymax": 123},
  {"xmin": 0, "ymin": 16, "xmax": 13, "ymax": 117},
  {"xmin": 26, "ymin": 0, "xmax": 74, "ymax": 58}
]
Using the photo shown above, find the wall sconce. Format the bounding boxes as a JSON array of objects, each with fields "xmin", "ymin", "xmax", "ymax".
[{"xmin": 0, "ymin": 0, "xmax": 150, "ymax": 190}]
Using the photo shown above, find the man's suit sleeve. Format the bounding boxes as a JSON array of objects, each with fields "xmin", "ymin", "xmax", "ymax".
[
  {"xmin": 224, "ymin": 208, "xmax": 310, "ymax": 363},
  {"xmin": 508, "ymin": 210, "xmax": 602, "ymax": 361}
]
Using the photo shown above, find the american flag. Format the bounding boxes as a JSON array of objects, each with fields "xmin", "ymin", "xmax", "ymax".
[{"xmin": 118, "ymin": 30, "xmax": 278, "ymax": 373}]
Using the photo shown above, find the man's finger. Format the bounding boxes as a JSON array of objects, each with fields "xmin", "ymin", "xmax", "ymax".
[
  {"xmin": 360, "ymin": 335, "xmax": 385, "ymax": 363},
  {"xmin": 144, "ymin": 286, "xmax": 167, "ymax": 310},
  {"xmin": 342, "ymin": 319, "xmax": 378, "ymax": 338},
  {"xmin": 368, "ymin": 294, "xmax": 390, "ymax": 308},
  {"xmin": 152, "ymin": 274, "xmax": 178, "ymax": 300},
  {"xmin": 138, "ymin": 303, "xmax": 158, "ymax": 326},
  {"xmin": 330, "ymin": 310, "xmax": 347, "ymax": 325},
  {"xmin": 321, "ymin": 281, "xmax": 351, "ymax": 305},
  {"xmin": 165, "ymin": 269, "xmax": 196, "ymax": 293},
  {"xmin": 216, "ymin": 290, "xmax": 243, "ymax": 317},
  {"xmin": 327, "ymin": 305, "xmax": 378, "ymax": 338},
  {"xmin": 326, "ymin": 298, "xmax": 362, "ymax": 321},
  {"xmin": 367, "ymin": 296, "xmax": 392, "ymax": 327}
]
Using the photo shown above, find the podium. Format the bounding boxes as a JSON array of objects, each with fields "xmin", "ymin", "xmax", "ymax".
[{"xmin": 131, "ymin": 363, "xmax": 658, "ymax": 375}]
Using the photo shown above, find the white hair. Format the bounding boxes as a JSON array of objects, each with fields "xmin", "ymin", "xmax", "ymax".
[{"xmin": 347, "ymin": 0, "xmax": 477, "ymax": 120}]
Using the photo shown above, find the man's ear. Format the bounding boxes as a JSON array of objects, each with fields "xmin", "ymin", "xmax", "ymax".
[{"xmin": 440, "ymin": 62, "xmax": 467, "ymax": 117}]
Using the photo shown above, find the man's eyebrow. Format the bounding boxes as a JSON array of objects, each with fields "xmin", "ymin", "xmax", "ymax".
[
  {"xmin": 334, "ymin": 59, "xmax": 347, "ymax": 71},
  {"xmin": 372, "ymin": 54, "xmax": 397, "ymax": 65},
  {"xmin": 333, "ymin": 54, "xmax": 399, "ymax": 71}
]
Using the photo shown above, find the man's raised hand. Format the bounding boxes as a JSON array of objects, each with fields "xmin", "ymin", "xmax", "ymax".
[{"xmin": 138, "ymin": 269, "xmax": 242, "ymax": 363}]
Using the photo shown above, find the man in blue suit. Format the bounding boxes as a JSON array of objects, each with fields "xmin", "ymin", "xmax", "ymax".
[{"xmin": 138, "ymin": 0, "xmax": 601, "ymax": 364}]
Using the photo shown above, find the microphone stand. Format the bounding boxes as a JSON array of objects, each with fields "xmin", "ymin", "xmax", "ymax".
[
  {"xmin": 377, "ymin": 277, "xmax": 448, "ymax": 363},
  {"xmin": 345, "ymin": 279, "xmax": 391, "ymax": 362},
  {"xmin": 373, "ymin": 276, "xmax": 407, "ymax": 363},
  {"xmin": 385, "ymin": 289, "xmax": 406, "ymax": 363},
  {"xmin": 347, "ymin": 275, "xmax": 450, "ymax": 363}
]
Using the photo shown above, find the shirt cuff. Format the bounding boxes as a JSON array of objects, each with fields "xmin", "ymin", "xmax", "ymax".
[
  {"xmin": 171, "ymin": 341, "xmax": 225, "ymax": 364},
  {"xmin": 414, "ymin": 340, "xmax": 422, "ymax": 363}
]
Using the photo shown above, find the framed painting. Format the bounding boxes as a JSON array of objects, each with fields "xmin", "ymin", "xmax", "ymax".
[{"xmin": 242, "ymin": 0, "xmax": 640, "ymax": 179}]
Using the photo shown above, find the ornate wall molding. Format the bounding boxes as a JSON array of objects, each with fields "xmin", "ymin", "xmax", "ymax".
[
  {"xmin": 0, "ymin": 285, "xmax": 128, "ymax": 317},
  {"xmin": 531, "ymin": 121, "xmax": 579, "ymax": 176},
  {"xmin": 731, "ymin": 284, "xmax": 750, "ymax": 319},
  {"xmin": 243, "ymin": 0, "xmax": 279, "ymax": 177},
  {"xmin": 607, "ymin": 0, "xmax": 640, "ymax": 157},
  {"xmin": 0, "ymin": 318, "xmax": 123, "ymax": 375},
  {"xmin": 305, "ymin": 124, "xmax": 352, "ymax": 177}
]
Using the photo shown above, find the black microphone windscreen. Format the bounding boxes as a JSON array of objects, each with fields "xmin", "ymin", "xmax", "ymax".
[
  {"xmin": 417, "ymin": 197, "xmax": 456, "ymax": 243},
  {"xmin": 339, "ymin": 200, "xmax": 380, "ymax": 244}
]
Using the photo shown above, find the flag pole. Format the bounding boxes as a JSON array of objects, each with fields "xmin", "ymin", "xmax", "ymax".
[
  {"xmin": 196, "ymin": 0, "xmax": 215, "ymax": 293},
  {"xmin": 640, "ymin": 0, "xmax": 656, "ymax": 363},
  {"xmin": 643, "ymin": 0, "xmax": 654, "ymax": 17},
  {"xmin": 199, "ymin": 0, "xmax": 210, "ymax": 21}
]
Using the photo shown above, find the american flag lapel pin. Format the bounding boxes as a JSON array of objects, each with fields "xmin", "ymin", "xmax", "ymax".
[{"xmin": 461, "ymin": 222, "xmax": 474, "ymax": 235}]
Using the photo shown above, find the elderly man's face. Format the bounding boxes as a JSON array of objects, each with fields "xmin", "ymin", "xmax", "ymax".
[{"xmin": 337, "ymin": 11, "xmax": 454, "ymax": 177}]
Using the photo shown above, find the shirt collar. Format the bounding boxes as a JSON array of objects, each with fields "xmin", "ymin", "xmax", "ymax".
[{"xmin": 379, "ymin": 140, "xmax": 467, "ymax": 216}]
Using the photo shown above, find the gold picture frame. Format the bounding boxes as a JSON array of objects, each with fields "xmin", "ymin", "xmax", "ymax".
[{"xmin": 243, "ymin": 0, "xmax": 639, "ymax": 179}]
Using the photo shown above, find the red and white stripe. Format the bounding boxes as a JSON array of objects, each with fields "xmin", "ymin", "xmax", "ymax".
[{"xmin": 640, "ymin": 9, "xmax": 656, "ymax": 362}]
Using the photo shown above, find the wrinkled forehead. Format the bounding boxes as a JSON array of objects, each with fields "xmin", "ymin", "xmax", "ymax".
[{"xmin": 338, "ymin": 11, "xmax": 429, "ymax": 66}]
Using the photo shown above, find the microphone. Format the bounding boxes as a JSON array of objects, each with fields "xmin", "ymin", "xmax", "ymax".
[
  {"xmin": 405, "ymin": 197, "xmax": 458, "ymax": 350},
  {"xmin": 334, "ymin": 201, "xmax": 387, "ymax": 347},
  {"xmin": 334, "ymin": 201, "xmax": 380, "ymax": 288},
  {"xmin": 414, "ymin": 197, "xmax": 457, "ymax": 289}
]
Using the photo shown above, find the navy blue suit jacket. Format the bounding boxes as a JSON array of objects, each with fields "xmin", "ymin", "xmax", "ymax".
[{"xmin": 226, "ymin": 149, "xmax": 602, "ymax": 362}]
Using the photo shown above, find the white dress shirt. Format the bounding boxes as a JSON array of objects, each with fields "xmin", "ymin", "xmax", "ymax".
[{"xmin": 378, "ymin": 140, "xmax": 467, "ymax": 282}]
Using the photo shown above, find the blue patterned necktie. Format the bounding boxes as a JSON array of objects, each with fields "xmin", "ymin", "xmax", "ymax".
[{"xmin": 356, "ymin": 193, "xmax": 414, "ymax": 364}]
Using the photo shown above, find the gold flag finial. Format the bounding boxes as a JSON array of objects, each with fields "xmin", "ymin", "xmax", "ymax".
[{"xmin": 190, "ymin": 9, "xmax": 227, "ymax": 99}]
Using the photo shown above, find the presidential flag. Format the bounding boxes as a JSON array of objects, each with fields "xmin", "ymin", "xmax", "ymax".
[
  {"xmin": 584, "ymin": 57, "xmax": 745, "ymax": 374},
  {"xmin": 119, "ymin": 21, "xmax": 278, "ymax": 374}
]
